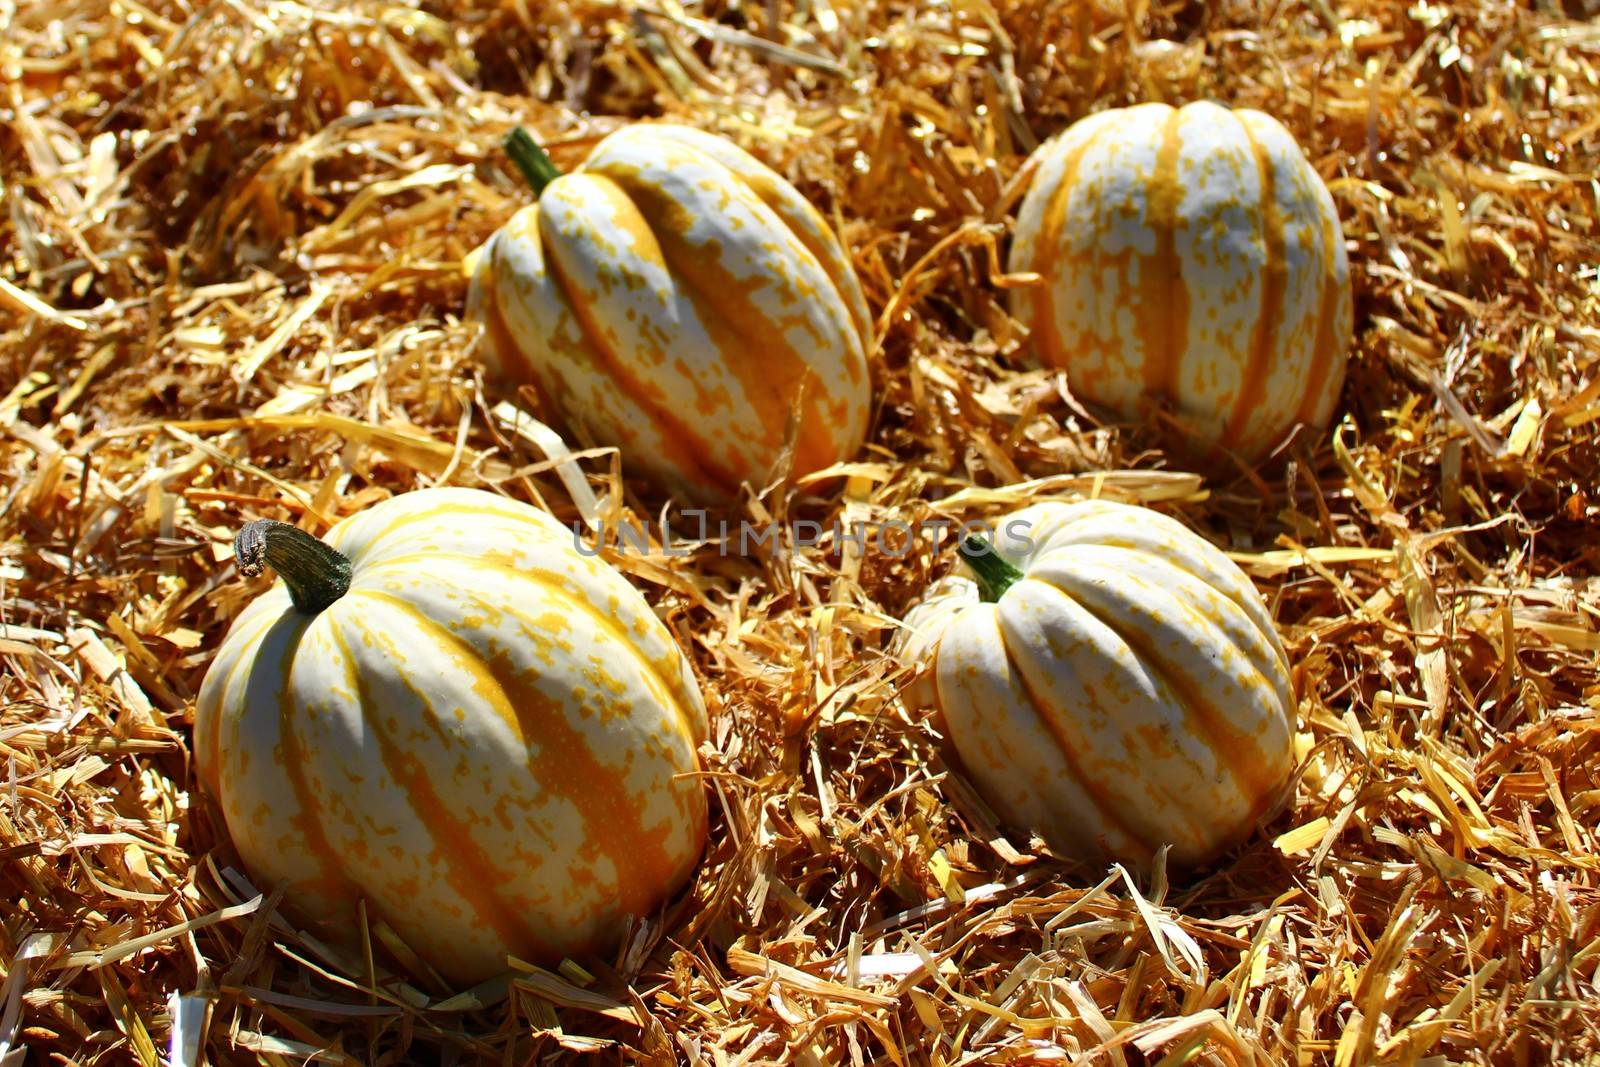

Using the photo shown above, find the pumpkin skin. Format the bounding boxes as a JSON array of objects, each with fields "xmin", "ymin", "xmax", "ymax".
[
  {"xmin": 1008, "ymin": 101, "xmax": 1353, "ymax": 461},
  {"xmin": 895, "ymin": 573, "xmax": 979, "ymax": 714},
  {"xmin": 467, "ymin": 124, "xmax": 873, "ymax": 503},
  {"xmin": 195, "ymin": 488, "xmax": 709, "ymax": 984},
  {"xmin": 900, "ymin": 500, "xmax": 1295, "ymax": 868}
]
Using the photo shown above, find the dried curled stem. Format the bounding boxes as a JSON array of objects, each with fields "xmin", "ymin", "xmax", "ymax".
[{"xmin": 234, "ymin": 519, "xmax": 352, "ymax": 614}]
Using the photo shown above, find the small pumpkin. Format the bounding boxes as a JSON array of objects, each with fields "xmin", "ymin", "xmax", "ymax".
[
  {"xmin": 466, "ymin": 124, "xmax": 873, "ymax": 503},
  {"xmin": 898, "ymin": 500, "xmax": 1295, "ymax": 868},
  {"xmin": 1008, "ymin": 101, "xmax": 1353, "ymax": 461},
  {"xmin": 195, "ymin": 488, "xmax": 709, "ymax": 984}
]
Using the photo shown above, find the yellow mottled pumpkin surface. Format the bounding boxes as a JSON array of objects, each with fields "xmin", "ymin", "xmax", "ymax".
[
  {"xmin": 1009, "ymin": 101, "xmax": 1353, "ymax": 460},
  {"xmin": 467, "ymin": 124, "xmax": 872, "ymax": 503},
  {"xmin": 900, "ymin": 500, "xmax": 1296, "ymax": 869},
  {"xmin": 195, "ymin": 488, "xmax": 709, "ymax": 984}
]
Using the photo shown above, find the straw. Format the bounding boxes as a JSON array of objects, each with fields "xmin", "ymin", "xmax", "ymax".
[{"xmin": 2, "ymin": 0, "xmax": 1597, "ymax": 1062}]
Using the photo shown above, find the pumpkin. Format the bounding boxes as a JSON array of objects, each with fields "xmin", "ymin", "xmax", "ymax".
[
  {"xmin": 898, "ymin": 500, "xmax": 1295, "ymax": 868},
  {"xmin": 194, "ymin": 488, "xmax": 709, "ymax": 984},
  {"xmin": 466, "ymin": 124, "xmax": 873, "ymax": 504},
  {"xmin": 1008, "ymin": 101, "xmax": 1353, "ymax": 461}
]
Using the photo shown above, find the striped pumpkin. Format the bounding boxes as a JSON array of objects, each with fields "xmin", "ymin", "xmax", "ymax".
[
  {"xmin": 902, "ymin": 500, "xmax": 1295, "ymax": 868},
  {"xmin": 1009, "ymin": 101, "xmax": 1353, "ymax": 461},
  {"xmin": 195, "ymin": 488, "xmax": 709, "ymax": 984},
  {"xmin": 466, "ymin": 124, "xmax": 873, "ymax": 504}
]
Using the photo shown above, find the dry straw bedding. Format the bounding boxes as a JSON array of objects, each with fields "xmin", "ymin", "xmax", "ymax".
[{"xmin": 1, "ymin": 0, "xmax": 1598, "ymax": 1063}]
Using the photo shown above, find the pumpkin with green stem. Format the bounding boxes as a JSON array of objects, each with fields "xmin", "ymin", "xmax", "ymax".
[
  {"xmin": 897, "ymin": 500, "xmax": 1296, "ymax": 868},
  {"xmin": 466, "ymin": 124, "xmax": 872, "ymax": 503},
  {"xmin": 195, "ymin": 488, "xmax": 709, "ymax": 984}
]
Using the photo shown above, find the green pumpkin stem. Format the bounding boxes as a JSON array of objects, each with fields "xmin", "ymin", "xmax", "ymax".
[
  {"xmin": 505, "ymin": 126, "xmax": 561, "ymax": 197},
  {"xmin": 235, "ymin": 519, "xmax": 352, "ymax": 615},
  {"xmin": 960, "ymin": 536, "xmax": 1024, "ymax": 603}
]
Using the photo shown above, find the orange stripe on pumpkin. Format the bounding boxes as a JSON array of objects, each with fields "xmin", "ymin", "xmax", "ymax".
[
  {"xmin": 1138, "ymin": 108, "xmax": 1192, "ymax": 402},
  {"xmin": 273, "ymin": 617, "xmax": 358, "ymax": 905},
  {"xmin": 1087, "ymin": 604, "xmax": 1285, "ymax": 811},
  {"xmin": 1028, "ymin": 132, "xmax": 1104, "ymax": 371},
  {"xmin": 538, "ymin": 205, "xmax": 745, "ymax": 496},
  {"xmin": 997, "ymin": 613, "xmax": 1156, "ymax": 864},
  {"xmin": 609, "ymin": 171, "xmax": 844, "ymax": 483},
  {"xmin": 734, "ymin": 168, "xmax": 873, "ymax": 350},
  {"xmin": 339, "ymin": 500, "xmax": 564, "ymax": 560},
  {"xmin": 489, "ymin": 562, "xmax": 707, "ymax": 752},
  {"xmin": 359, "ymin": 551, "xmax": 706, "ymax": 749},
  {"xmin": 463, "ymin": 625, "xmax": 696, "ymax": 931},
  {"xmin": 479, "ymin": 233, "xmax": 546, "ymax": 388},
  {"xmin": 332, "ymin": 621, "xmax": 558, "ymax": 964},
  {"xmin": 1219, "ymin": 117, "xmax": 1287, "ymax": 454}
]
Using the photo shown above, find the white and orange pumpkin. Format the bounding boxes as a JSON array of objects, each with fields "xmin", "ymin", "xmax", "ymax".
[
  {"xmin": 1008, "ymin": 101, "xmax": 1353, "ymax": 461},
  {"xmin": 466, "ymin": 124, "xmax": 873, "ymax": 503},
  {"xmin": 195, "ymin": 488, "xmax": 709, "ymax": 984},
  {"xmin": 897, "ymin": 500, "xmax": 1296, "ymax": 868}
]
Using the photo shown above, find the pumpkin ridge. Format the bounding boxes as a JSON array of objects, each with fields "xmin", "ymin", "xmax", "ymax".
[
  {"xmin": 199, "ymin": 607, "xmax": 279, "ymax": 799},
  {"xmin": 1028, "ymin": 127, "xmax": 1106, "ymax": 370},
  {"xmin": 994, "ymin": 607, "xmax": 1157, "ymax": 863},
  {"xmin": 272, "ymin": 615, "xmax": 361, "ymax": 906},
  {"xmin": 361, "ymin": 561, "xmax": 707, "ymax": 751},
  {"xmin": 359, "ymin": 591, "xmax": 699, "ymax": 931},
  {"xmin": 1058, "ymin": 572, "xmax": 1287, "ymax": 807},
  {"xmin": 650, "ymin": 237, "xmax": 842, "ymax": 479},
  {"xmin": 606, "ymin": 126, "xmax": 873, "ymax": 347},
  {"xmin": 1219, "ymin": 115, "xmax": 1287, "ymax": 455},
  {"xmin": 1042, "ymin": 528, "xmax": 1291, "ymax": 685},
  {"xmin": 724, "ymin": 166, "xmax": 872, "ymax": 348},
  {"xmin": 538, "ymin": 218, "xmax": 744, "ymax": 495},
  {"xmin": 478, "ymin": 230, "xmax": 545, "ymax": 386},
  {"xmin": 329, "ymin": 619, "xmax": 561, "ymax": 967},
  {"xmin": 604, "ymin": 166, "xmax": 855, "ymax": 479},
  {"xmin": 482, "ymin": 560, "xmax": 704, "ymax": 748},
  {"xmin": 332, "ymin": 503, "xmax": 570, "ymax": 561},
  {"xmin": 779, "ymin": 211, "xmax": 873, "ymax": 349},
  {"xmin": 1002, "ymin": 579, "xmax": 1219, "ymax": 854},
  {"xmin": 479, "ymin": 630, "xmax": 704, "ymax": 931},
  {"xmin": 1024, "ymin": 555, "xmax": 1286, "ymax": 744},
  {"xmin": 363, "ymin": 580, "xmax": 705, "ymax": 882}
]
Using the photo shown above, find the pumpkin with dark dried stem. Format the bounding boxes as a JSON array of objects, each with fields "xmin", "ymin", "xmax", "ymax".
[{"xmin": 195, "ymin": 488, "xmax": 709, "ymax": 984}]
